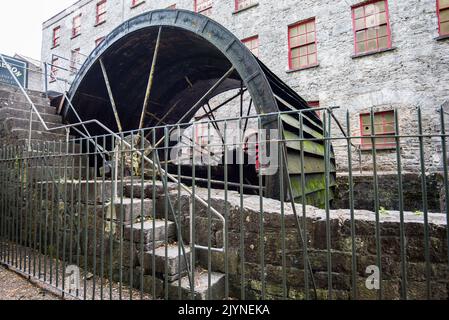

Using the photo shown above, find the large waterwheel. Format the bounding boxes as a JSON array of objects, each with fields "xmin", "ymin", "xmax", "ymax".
[{"xmin": 63, "ymin": 9, "xmax": 336, "ymax": 207}]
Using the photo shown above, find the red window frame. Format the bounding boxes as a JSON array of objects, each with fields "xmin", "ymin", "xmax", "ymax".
[
  {"xmin": 288, "ymin": 18, "xmax": 318, "ymax": 70},
  {"xmin": 52, "ymin": 26, "xmax": 61, "ymax": 48},
  {"xmin": 50, "ymin": 55, "xmax": 59, "ymax": 82},
  {"xmin": 351, "ymin": 0, "xmax": 392, "ymax": 55},
  {"xmin": 194, "ymin": 0, "xmax": 212, "ymax": 16},
  {"xmin": 308, "ymin": 101, "xmax": 321, "ymax": 117},
  {"xmin": 235, "ymin": 0, "xmax": 256, "ymax": 12},
  {"xmin": 95, "ymin": 37, "xmax": 105, "ymax": 47},
  {"xmin": 72, "ymin": 14, "xmax": 82, "ymax": 38},
  {"xmin": 131, "ymin": 0, "xmax": 145, "ymax": 8},
  {"xmin": 167, "ymin": 4, "xmax": 177, "ymax": 9},
  {"xmin": 96, "ymin": 0, "xmax": 107, "ymax": 25},
  {"xmin": 437, "ymin": 0, "xmax": 449, "ymax": 36},
  {"xmin": 359, "ymin": 110, "xmax": 396, "ymax": 149},
  {"xmin": 242, "ymin": 35, "xmax": 259, "ymax": 57}
]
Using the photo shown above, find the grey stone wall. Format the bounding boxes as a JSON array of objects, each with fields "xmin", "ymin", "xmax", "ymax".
[
  {"xmin": 40, "ymin": 0, "xmax": 449, "ymax": 173},
  {"xmin": 157, "ymin": 186, "xmax": 449, "ymax": 300}
]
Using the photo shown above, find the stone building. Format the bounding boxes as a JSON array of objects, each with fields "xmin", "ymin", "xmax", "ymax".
[{"xmin": 41, "ymin": 0, "xmax": 449, "ymax": 210}]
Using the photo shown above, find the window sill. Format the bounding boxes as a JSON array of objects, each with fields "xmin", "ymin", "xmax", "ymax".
[
  {"xmin": 130, "ymin": 1, "xmax": 145, "ymax": 9},
  {"xmin": 94, "ymin": 20, "xmax": 106, "ymax": 27},
  {"xmin": 436, "ymin": 34, "xmax": 449, "ymax": 41},
  {"xmin": 286, "ymin": 63, "xmax": 320, "ymax": 73},
  {"xmin": 233, "ymin": 3, "xmax": 259, "ymax": 15},
  {"xmin": 351, "ymin": 47, "xmax": 396, "ymax": 59},
  {"xmin": 71, "ymin": 33, "xmax": 81, "ymax": 40}
]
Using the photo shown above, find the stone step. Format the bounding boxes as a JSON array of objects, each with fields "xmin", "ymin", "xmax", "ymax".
[
  {"xmin": 0, "ymin": 107, "xmax": 63, "ymax": 124},
  {"xmin": 28, "ymin": 166, "xmax": 96, "ymax": 181},
  {"xmin": 0, "ymin": 117, "xmax": 65, "ymax": 135},
  {"xmin": 123, "ymin": 219, "xmax": 176, "ymax": 244},
  {"xmin": 123, "ymin": 181, "xmax": 178, "ymax": 200},
  {"xmin": 0, "ymin": 98, "xmax": 56, "ymax": 115},
  {"xmin": 138, "ymin": 244, "xmax": 191, "ymax": 281},
  {"xmin": 108, "ymin": 198, "xmax": 154, "ymax": 224},
  {"xmin": 167, "ymin": 270, "xmax": 226, "ymax": 300},
  {"xmin": 8, "ymin": 128, "xmax": 71, "ymax": 142},
  {"xmin": 0, "ymin": 88, "xmax": 50, "ymax": 107},
  {"xmin": 0, "ymin": 84, "xmax": 47, "ymax": 99}
]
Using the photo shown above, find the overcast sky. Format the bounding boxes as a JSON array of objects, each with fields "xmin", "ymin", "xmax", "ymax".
[{"xmin": 0, "ymin": 0, "xmax": 77, "ymax": 60}]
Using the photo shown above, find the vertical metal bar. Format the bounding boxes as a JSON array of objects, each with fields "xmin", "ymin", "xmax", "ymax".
[
  {"xmin": 164, "ymin": 127, "xmax": 169, "ymax": 300},
  {"xmin": 140, "ymin": 129, "xmax": 145, "ymax": 300},
  {"xmin": 109, "ymin": 134, "xmax": 116, "ymax": 300},
  {"xmin": 394, "ymin": 109, "xmax": 407, "ymax": 300},
  {"xmin": 152, "ymin": 128, "xmax": 157, "ymax": 300},
  {"xmin": 207, "ymin": 121, "xmax": 212, "ymax": 300},
  {"xmin": 417, "ymin": 107, "xmax": 431, "ymax": 299},
  {"xmin": 278, "ymin": 114, "xmax": 287, "ymax": 299},
  {"xmin": 43, "ymin": 142, "xmax": 49, "ymax": 283},
  {"xmin": 92, "ymin": 136, "xmax": 98, "ymax": 300},
  {"xmin": 299, "ymin": 112, "xmax": 309, "ymax": 300},
  {"xmin": 44, "ymin": 62, "xmax": 49, "ymax": 98},
  {"xmin": 257, "ymin": 116, "xmax": 266, "ymax": 299},
  {"xmin": 177, "ymin": 125, "xmax": 183, "ymax": 300},
  {"xmin": 439, "ymin": 107, "xmax": 449, "ymax": 271},
  {"xmin": 346, "ymin": 111, "xmax": 357, "ymax": 300},
  {"xmin": 119, "ymin": 132, "xmax": 125, "ymax": 300},
  {"xmin": 84, "ymin": 138, "xmax": 90, "ymax": 300},
  {"xmin": 224, "ymin": 120, "xmax": 230, "ymax": 300},
  {"xmin": 100, "ymin": 135, "xmax": 107, "ymax": 300},
  {"xmin": 191, "ymin": 123, "xmax": 196, "ymax": 300},
  {"xmin": 61, "ymin": 137, "xmax": 69, "ymax": 296},
  {"xmin": 370, "ymin": 108, "xmax": 382, "ymax": 300},
  {"xmin": 129, "ymin": 132, "xmax": 134, "ymax": 301},
  {"xmin": 38, "ymin": 142, "xmax": 44, "ymax": 280},
  {"xmin": 76, "ymin": 139, "xmax": 83, "ymax": 298},
  {"xmin": 49, "ymin": 141, "xmax": 56, "ymax": 285},
  {"xmin": 324, "ymin": 110, "xmax": 332, "ymax": 300},
  {"xmin": 239, "ymin": 117, "xmax": 245, "ymax": 300}
]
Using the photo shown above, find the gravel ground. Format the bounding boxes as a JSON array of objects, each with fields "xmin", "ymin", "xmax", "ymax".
[{"xmin": 0, "ymin": 264, "xmax": 61, "ymax": 300}]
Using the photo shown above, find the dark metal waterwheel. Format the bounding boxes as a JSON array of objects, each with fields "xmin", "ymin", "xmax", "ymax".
[{"xmin": 63, "ymin": 9, "xmax": 336, "ymax": 207}]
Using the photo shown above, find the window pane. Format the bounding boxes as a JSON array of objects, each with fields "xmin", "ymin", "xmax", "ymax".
[
  {"xmin": 307, "ymin": 32, "xmax": 315, "ymax": 43},
  {"xmin": 378, "ymin": 36, "xmax": 389, "ymax": 49},
  {"xmin": 441, "ymin": 9, "xmax": 449, "ymax": 22},
  {"xmin": 290, "ymin": 27, "xmax": 298, "ymax": 37},
  {"xmin": 366, "ymin": 28, "xmax": 377, "ymax": 40},
  {"xmin": 378, "ymin": 25, "xmax": 388, "ymax": 37},
  {"xmin": 365, "ymin": 4, "xmax": 376, "ymax": 16},
  {"xmin": 308, "ymin": 53, "xmax": 317, "ymax": 65},
  {"xmin": 366, "ymin": 15, "xmax": 379, "ymax": 28},
  {"xmin": 307, "ymin": 21, "xmax": 315, "ymax": 32},
  {"xmin": 356, "ymin": 30, "xmax": 366, "ymax": 42},
  {"xmin": 355, "ymin": 18, "xmax": 366, "ymax": 30},
  {"xmin": 299, "ymin": 46, "xmax": 308, "ymax": 56},
  {"xmin": 308, "ymin": 43, "xmax": 316, "ymax": 53},
  {"xmin": 440, "ymin": 0, "xmax": 449, "ymax": 9},
  {"xmin": 367, "ymin": 39, "xmax": 377, "ymax": 51},
  {"xmin": 299, "ymin": 34, "xmax": 307, "ymax": 45},
  {"xmin": 375, "ymin": 1, "xmax": 386, "ymax": 12},
  {"xmin": 354, "ymin": 7, "xmax": 364, "ymax": 19},
  {"xmin": 441, "ymin": 21, "xmax": 449, "ymax": 34},
  {"xmin": 377, "ymin": 12, "xmax": 387, "ymax": 25},
  {"xmin": 290, "ymin": 37, "xmax": 300, "ymax": 48},
  {"xmin": 357, "ymin": 42, "xmax": 366, "ymax": 52},
  {"xmin": 291, "ymin": 48, "xmax": 300, "ymax": 58},
  {"xmin": 299, "ymin": 56, "xmax": 308, "ymax": 67},
  {"xmin": 298, "ymin": 24, "xmax": 306, "ymax": 34},
  {"xmin": 291, "ymin": 58, "xmax": 300, "ymax": 69}
]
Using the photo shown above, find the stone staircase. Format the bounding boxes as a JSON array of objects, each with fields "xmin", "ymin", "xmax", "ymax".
[{"xmin": 0, "ymin": 83, "xmax": 226, "ymax": 300}]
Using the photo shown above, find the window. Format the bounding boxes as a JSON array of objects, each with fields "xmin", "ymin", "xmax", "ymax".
[
  {"xmin": 242, "ymin": 36, "xmax": 259, "ymax": 57},
  {"xmin": 95, "ymin": 37, "xmax": 105, "ymax": 47},
  {"xmin": 288, "ymin": 19, "xmax": 317, "ymax": 70},
  {"xmin": 131, "ymin": 0, "xmax": 145, "ymax": 8},
  {"xmin": 438, "ymin": 0, "xmax": 449, "ymax": 36},
  {"xmin": 52, "ymin": 26, "xmax": 61, "ymax": 48},
  {"xmin": 235, "ymin": 0, "xmax": 256, "ymax": 12},
  {"xmin": 50, "ymin": 55, "xmax": 59, "ymax": 82},
  {"xmin": 70, "ymin": 48, "xmax": 81, "ymax": 74},
  {"xmin": 308, "ymin": 101, "xmax": 320, "ymax": 117},
  {"xmin": 96, "ymin": 0, "xmax": 107, "ymax": 25},
  {"xmin": 72, "ymin": 14, "xmax": 81, "ymax": 38},
  {"xmin": 167, "ymin": 4, "xmax": 177, "ymax": 9},
  {"xmin": 195, "ymin": 0, "xmax": 212, "ymax": 16},
  {"xmin": 352, "ymin": 0, "xmax": 391, "ymax": 55},
  {"xmin": 360, "ymin": 111, "xmax": 396, "ymax": 149}
]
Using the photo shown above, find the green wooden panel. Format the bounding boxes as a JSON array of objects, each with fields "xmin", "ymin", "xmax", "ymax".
[
  {"xmin": 281, "ymin": 114, "xmax": 323, "ymax": 140},
  {"xmin": 287, "ymin": 152, "xmax": 336, "ymax": 174},
  {"xmin": 289, "ymin": 173, "xmax": 336, "ymax": 199}
]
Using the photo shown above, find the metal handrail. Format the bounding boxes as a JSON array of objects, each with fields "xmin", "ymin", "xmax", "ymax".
[{"xmin": 0, "ymin": 53, "xmax": 227, "ymax": 254}]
